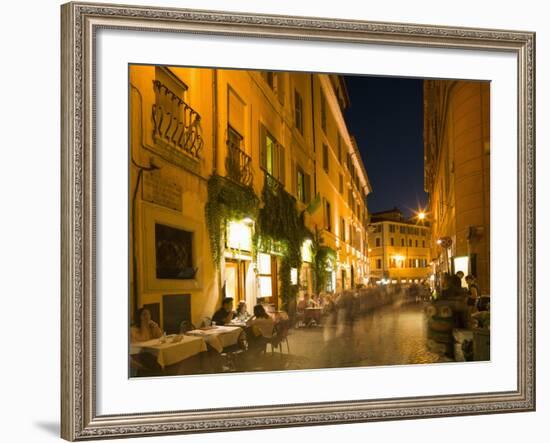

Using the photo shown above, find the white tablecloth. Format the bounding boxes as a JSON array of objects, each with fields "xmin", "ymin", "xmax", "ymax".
[
  {"xmin": 130, "ymin": 335, "xmax": 207, "ymax": 368},
  {"xmin": 185, "ymin": 326, "xmax": 243, "ymax": 353}
]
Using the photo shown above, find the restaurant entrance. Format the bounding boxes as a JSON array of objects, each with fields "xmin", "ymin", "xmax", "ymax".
[{"xmin": 224, "ymin": 259, "xmax": 248, "ymax": 306}]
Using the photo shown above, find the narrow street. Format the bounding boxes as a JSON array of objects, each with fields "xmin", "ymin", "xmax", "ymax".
[{"xmin": 241, "ymin": 302, "xmax": 445, "ymax": 373}]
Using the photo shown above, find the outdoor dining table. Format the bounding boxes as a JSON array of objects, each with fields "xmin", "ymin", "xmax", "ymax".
[
  {"xmin": 185, "ymin": 325, "xmax": 243, "ymax": 353},
  {"xmin": 130, "ymin": 334, "xmax": 207, "ymax": 369},
  {"xmin": 304, "ymin": 307, "xmax": 322, "ymax": 323},
  {"xmin": 228, "ymin": 319, "xmax": 250, "ymax": 328}
]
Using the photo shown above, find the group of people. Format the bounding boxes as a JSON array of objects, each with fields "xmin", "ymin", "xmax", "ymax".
[
  {"xmin": 435, "ymin": 271, "xmax": 488, "ymax": 329},
  {"xmin": 211, "ymin": 297, "xmax": 276, "ymax": 346}
]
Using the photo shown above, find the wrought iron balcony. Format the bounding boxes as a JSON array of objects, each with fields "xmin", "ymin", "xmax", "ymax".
[
  {"xmin": 151, "ymin": 80, "xmax": 203, "ymax": 160},
  {"xmin": 265, "ymin": 171, "xmax": 284, "ymax": 194},
  {"xmin": 225, "ymin": 139, "xmax": 253, "ymax": 187}
]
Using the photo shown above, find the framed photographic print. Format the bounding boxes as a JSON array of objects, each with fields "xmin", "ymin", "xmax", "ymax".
[{"xmin": 61, "ymin": 1, "xmax": 536, "ymax": 440}]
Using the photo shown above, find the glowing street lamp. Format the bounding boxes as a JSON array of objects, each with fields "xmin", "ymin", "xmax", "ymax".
[{"xmin": 417, "ymin": 211, "xmax": 426, "ymax": 221}]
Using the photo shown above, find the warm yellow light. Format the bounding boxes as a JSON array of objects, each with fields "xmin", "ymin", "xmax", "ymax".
[
  {"xmin": 436, "ymin": 239, "xmax": 442, "ymax": 245},
  {"xmin": 227, "ymin": 220, "xmax": 252, "ymax": 251},
  {"xmin": 417, "ymin": 211, "xmax": 426, "ymax": 220},
  {"xmin": 301, "ymin": 239, "xmax": 313, "ymax": 263},
  {"xmin": 393, "ymin": 255, "xmax": 405, "ymax": 262}
]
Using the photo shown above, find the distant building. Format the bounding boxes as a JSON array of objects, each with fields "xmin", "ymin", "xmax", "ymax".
[
  {"xmin": 367, "ymin": 208, "xmax": 431, "ymax": 284},
  {"xmin": 423, "ymin": 80, "xmax": 490, "ymax": 294}
]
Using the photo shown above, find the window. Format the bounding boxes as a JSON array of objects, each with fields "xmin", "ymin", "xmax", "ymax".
[
  {"xmin": 400, "ymin": 226, "xmax": 406, "ymax": 234},
  {"xmin": 375, "ymin": 237, "xmax": 381, "ymax": 247},
  {"xmin": 415, "ymin": 240, "xmax": 418, "ymax": 247},
  {"xmin": 265, "ymin": 72, "xmax": 276, "ymax": 89},
  {"xmin": 376, "ymin": 259, "xmax": 382, "ymax": 269},
  {"xmin": 339, "ymin": 174, "xmax": 344, "ymax": 194},
  {"xmin": 263, "ymin": 71, "xmax": 284, "ymax": 104},
  {"xmin": 325, "ymin": 200, "xmax": 332, "ymax": 232},
  {"xmin": 337, "ymin": 134, "xmax": 342, "ymax": 163},
  {"xmin": 260, "ymin": 125, "xmax": 285, "ymax": 184},
  {"xmin": 390, "ymin": 237, "xmax": 394, "ymax": 246},
  {"xmin": 320, "ymin": 90, "xmax": 327, "ymax": 132},
  {"xmin": 227, "ymin": 125, "xmax": 243, "ymax": 150},
  {"xmin": 401, "ymin": 238, "xmax": 405, "ymax": 247},
  {"xmin": 389, "ymin": 224, "xmax": 396, "ymax": 233},
  {"xmin": 422, "ymin": 240, "xmax": 426, "ymax": 248},
  {"xmin": 294, "ymin": 89, "xmax": 303, "ymax": 134},
  {"xmin": 297, "ymin": 168, "xmax": 305, "ymax": 203},
  {"xmin": 322, "ymin": 144, "xmax": 329, "ymax": 173},
  {"xmin": 390, "ymin": 258, "xmax": 396, "ymax": 268},
  {"xmin": 409, "ymin": 239, "xmax": 412, "ymax": 247},
  {"xmin": 340, "ymin": 218, "xmax": 346, "ymax": 241},
  {"xmin": 257, "ymin": 253, "xmax": 273, "ymax": 298}
]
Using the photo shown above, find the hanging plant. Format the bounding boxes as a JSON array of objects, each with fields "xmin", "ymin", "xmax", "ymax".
[{"xmin": 205, "ymin": 174, "xmax": 259, "ymax": 268}]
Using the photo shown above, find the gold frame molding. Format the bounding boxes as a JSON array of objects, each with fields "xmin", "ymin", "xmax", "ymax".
[{"xmin": 61, "ymin": 2, "xmax": 536, "ymax": 440}]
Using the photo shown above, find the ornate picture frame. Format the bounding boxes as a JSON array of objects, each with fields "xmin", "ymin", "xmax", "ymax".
[{"xmin": 61, "ymin": 2, "xmax": 535, "ymax": 440}]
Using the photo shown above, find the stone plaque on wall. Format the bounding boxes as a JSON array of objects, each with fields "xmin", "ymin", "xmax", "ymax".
[{"xmin": 142, "ymin": 170, "xmax": 182, "ymax": 211}]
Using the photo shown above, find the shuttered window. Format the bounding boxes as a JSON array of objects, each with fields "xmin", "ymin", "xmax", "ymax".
[
  {"xmin": 228, "ymin": 88, "xmax": 245, "ymax": 137},
  {"xmin": 322, "ymin": 144, "xmax": 329, "ymax": 173},
  {"xmin": 320, "ymin": 90, "xmax": 327, "ymax": 132},
  {"xmin": 260, "ymin": 123, "xmax": 285, "ymax": 185},
  {"xmin": 294, "ymin": 90, "xmax": 303, "ymax": 134}
]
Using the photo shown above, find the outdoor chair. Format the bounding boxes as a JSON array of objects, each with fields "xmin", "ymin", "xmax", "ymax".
[{"xmin": 268, "ymin": 320, "xmax": 290, "ymax": 354}]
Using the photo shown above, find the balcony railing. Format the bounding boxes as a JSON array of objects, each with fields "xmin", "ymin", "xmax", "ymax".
[
  {"xmin": 225, "ymin": 140, "xmax": 253, "ymax": 187},
  {"xmin": 151, "ymin": 80, "xmax": 203, "ymax": 160},
  {"xmin": 265, "ymin": 171, "xmax": 284, "ymax": 194}
]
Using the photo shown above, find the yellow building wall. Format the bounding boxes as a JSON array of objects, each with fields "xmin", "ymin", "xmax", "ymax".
[
  {"xmin": 424, "ymin": 80, "xmax": 490, "ymax": 294},
  {"xmin": 129, "ymin": 65, "xmax": 372, "ymax": 328}
]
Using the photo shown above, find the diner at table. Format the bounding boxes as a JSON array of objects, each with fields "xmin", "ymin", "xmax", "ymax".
[
  {"xmin": 211, "ymin": 297, "xmax": 236, "ymax": 325},
  {"xmin": 130, "ymin": 307, "xmax": 163, "ymax": 343},
  {"xmin": 246, "ymin": 304, "xmax": 275, "ymax": 355}
]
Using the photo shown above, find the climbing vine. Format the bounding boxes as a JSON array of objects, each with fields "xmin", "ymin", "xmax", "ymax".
[
  {"xmin": 205, "ymin": 174, "xmax": 259, "ymax": 268},
  {"xmin": 256, "ymin": 175, "xmax": 311, "ymax": 308},
  {"xmin": 311, "ymin": 226, "xmax": 337, "ymax": 294}
]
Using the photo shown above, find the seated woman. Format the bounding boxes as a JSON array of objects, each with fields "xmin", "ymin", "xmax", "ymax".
[
  {"xmin": 130, "ymin": 307, "xmax": 163, "ymax": 343},
  {"xmin": 235, "ymin": 301, "xmax": 250, "ymax": 321},
  {"xmin": 130, "ymin": 307, "xmax": 163, "ymax": 376},
  {"xmin": 247, "ymin": 304, "xmax": 275, "ymax": 354}
]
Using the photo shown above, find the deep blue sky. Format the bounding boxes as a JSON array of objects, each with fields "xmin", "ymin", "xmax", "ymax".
[{"xmin": 343, "ymin": 76, "xmax": 427, "ymax": 218}]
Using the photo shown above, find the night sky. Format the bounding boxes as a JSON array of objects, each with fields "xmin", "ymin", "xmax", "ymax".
[{"xmin": 343, "ymin": 75, "xmax": 427, "ymax": 218}]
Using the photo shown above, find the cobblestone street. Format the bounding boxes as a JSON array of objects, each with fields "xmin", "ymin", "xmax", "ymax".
[{"xmin": 239, "ymin": 301, "xmax": 445, "ymax": 373}]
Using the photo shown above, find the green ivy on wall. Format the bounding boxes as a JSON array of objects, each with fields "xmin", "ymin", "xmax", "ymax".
[
  {"xmin": 311, "ymin": 227, "xmax": 337, "ymax": 294},
  {"xmin": 205, "ymin": 174, "xmax": 259, "ymax": 268},
  {"xmin": 256, "ymin": 175, "xmax": 311, "ymax": 308}
]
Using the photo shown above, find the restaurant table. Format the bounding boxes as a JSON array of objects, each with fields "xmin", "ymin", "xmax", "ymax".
[
  {"xmin": 130, "ymin": 335, "xmax": 207, "ymax": 369},
  {"xmin": 304, "ymin": 307, "xmax": 322, "ymax": 324},
  {"xmin": 228, "ymin": 319, "xmax": 250, "ymax": 328},
  {"xmin": 185, "ymin": 325, "xmax": 243, "ymax": 353}
]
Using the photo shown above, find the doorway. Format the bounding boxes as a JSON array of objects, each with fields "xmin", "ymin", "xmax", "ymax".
[{"xmin": 224, "ymin": 259, "xmax": 249, "ymax": 307}]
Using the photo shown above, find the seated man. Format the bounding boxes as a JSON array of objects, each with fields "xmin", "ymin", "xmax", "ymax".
[{"xmin": 212, "ymin": 297, "xmax": 235, "ymax": 325}]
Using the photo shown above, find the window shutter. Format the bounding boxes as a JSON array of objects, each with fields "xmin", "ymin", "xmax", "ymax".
[
  {"xmin": 259, "ymin": 124, "xmax": 266, "ymax": 170},
  {"xmin": 304, "ymin": 173, "xmax": 311, "ymax": 203},
  {"xmin": 291, "ymin": 159, "xmax": 297, "ymax": 195},
  {"xmin": 228, "ymin": 89, "xmax": 245, "ymax": 136},
  {"xmin": 279, "ymin": 144, "xmax": 285, "ymax": 185}
]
